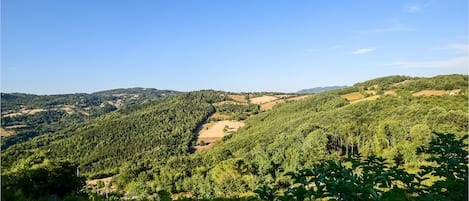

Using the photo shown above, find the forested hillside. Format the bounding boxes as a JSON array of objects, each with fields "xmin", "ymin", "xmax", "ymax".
[
  {"xmin": 1, "ymin": 91, "xmax": 223, "ymax": 176},
  {"xmin": 1, "ymin": 74, "xmax": 467, "ymax": 200},
  {"xmin": 114, "ymin": 74, "xmax": 466, "ymax": 198},
  {"xmin": 0, "ymin": 88, "xmax": 178, "ymax": 149},
  {"xmin": 297, "ymin": 85, "xmax": 347, "ymax": 94}
]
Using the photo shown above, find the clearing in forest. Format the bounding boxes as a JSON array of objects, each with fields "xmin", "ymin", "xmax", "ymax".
[
  {"xmin": 197, "ymin": 120, "xmax": 244, "ymax": 138},
  {"xmin": 61, "ymin": 106, "xmax": 90, "ymax": 116},
  {"xmin": 4, "ymin": 125, "xmax": 27, "ymax": 129},
  {"xmin": 259, "ymin": 95, "xmax": 311, "ymax": 111},
  {"xmin": 286, "ymin": 95, "xmax": 311, "ymax": 101},
  {"xmin": 384, "ymin": 90, "xmax": 397, "ymax": 95},
  {"xmin": 86, "ymin": 176, "xmax": 113, "ymax": 186},
  {"xmin": 249, "ymin": 95, "xmax": 278, "ymax": 104},
  {"xmin": 86, "ymin": 176, "xmax": 116, "ymax": 194},
  {"xmin": 213, "ymin": 101, "xmax": 247, "ymax": 106},
  {"xmin": 275, "ymin": 94, "xmax": 295, "ymax": 98},
  {"xmin": 392, "ymin": 80, "xmax": 412, "ymax": 86},
  {"xmin": 341, "ymin": 92, "xmax": 364, "ymax": 101},
  {"xmin": 260, "ymin": 99, "xmax": 285, "ymax": 111},
  {"xmin": 412, "ymin": 89, "xmax": 461, "ymax": 96},
  {"xmin": 3, "ymin": 108, "xmax": 46, "ymax": 118},
  {"xmin": 228, "ymin": 94, "xmax": 248, "ymax": 103},
  {"xmin": 61, "ymin": 106, "xmax": 75, "ymax": 114},
  {"xmin": 195, "ymin": 120, "xmax": 244, "ymax": 151},
  {"xmin": 351, "ymin": 95, "xmax": 381, "ymax": 104},
  {"xmin": 0, "ymin": 128, "xmax": 14, "ymax": 137}
]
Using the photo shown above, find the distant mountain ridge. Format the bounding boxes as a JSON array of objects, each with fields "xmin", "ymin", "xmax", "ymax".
[
  {"xmin": 0, "ymin": 88, "xmax": 180, "ymax": 149},
  {"xmin": 297, "ymin": 85, "xmax": 348, "ymax": 94}
]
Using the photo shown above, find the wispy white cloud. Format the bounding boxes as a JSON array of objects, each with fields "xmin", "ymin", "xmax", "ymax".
[
  {"xmin": 352, "ymin": 48, "xmax": 376, "ymax": 55},
  {"xmin": 368, "ymin": 24, "xmax": 414, "ymax": 33},
  {"xmin": 444, "ymin": 44, "xmax": 469, "ymax": 53},
  {"xmin": 387, "ymin": 56, "xmax": 468, "ymax": 68},
  {"xmin": 404, "ymin": 1, "xmax": 432, "ymax": 13},
  {"xmin": 431, "ymin": 43, "xmax": 469, "ymax": 54}
]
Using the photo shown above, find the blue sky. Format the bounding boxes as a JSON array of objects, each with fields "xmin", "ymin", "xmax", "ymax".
[{"xmin": 2, "ymin": 0, "xmax": 468, "ymax": 94}]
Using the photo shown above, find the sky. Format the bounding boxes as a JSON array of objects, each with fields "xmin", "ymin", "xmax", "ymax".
[{"xmin": 1, "ymin": 0, "xmax": 468, "ymax": 94}]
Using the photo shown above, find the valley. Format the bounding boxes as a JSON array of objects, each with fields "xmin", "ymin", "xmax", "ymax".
[
  {"xmin": 1, "ymin": 74, "xmax": 468, "ymax": 201},
  {"xmin": 3, "ymin": 0, "xmax": 466, "ymax": 199}
]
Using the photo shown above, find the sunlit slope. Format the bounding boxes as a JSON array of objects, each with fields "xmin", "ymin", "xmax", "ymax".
[
  {"xmin": 2, "ymin": 91, "xmax": 223, "ymax": 176},
  {"xmin": 178, "ymin": 74, "xmax": 467, "ymax": 196}
]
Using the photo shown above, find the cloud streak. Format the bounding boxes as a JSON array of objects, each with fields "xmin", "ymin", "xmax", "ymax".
[
  {"xmin": 445, "ymin": 44, "xmax": 469, "ymax": 53},
  {"xmin": 352, "ymin": 48, "xmax": 376, "ymax": 55},
  {"xmin": 387, "ymin": 56, "xmax": 468, "ymax": 68},
  {"xmin": 431, "ymin": 43, "xmax": 468, "ymax": 54},
  {"xmin": 404, "ymin": 1, "xmax": 432, "ymax": 13},
  {"xmin": 368, "ymin": 24, "xmax": 414, "ymax": 33}
]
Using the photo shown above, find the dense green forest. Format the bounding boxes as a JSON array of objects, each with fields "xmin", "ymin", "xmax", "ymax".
[
  {"xmin": 165, "ymin": 75, "xmax": 467, "ymax": 198},
  {"xmin": 2, "ymin": 91, "xmax": 224, "ymax": 176},
  {"xmin": 2, "ymin": 133, "xmax": 467, "ymax": 201},
  {"xmin": 1, "ymin": 88, "xmax": 178, "ymax": 149},
  {"xmin": 1, "ymin": 88, "xmax": 177, "ymax": 111},
  {"xmin": 1, "ymin": 74, "xmax": 468, "ymax": 200}
]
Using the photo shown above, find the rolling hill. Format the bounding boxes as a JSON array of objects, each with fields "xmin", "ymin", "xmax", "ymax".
[
  {"xmin": 297, "ymin": 85, "xmax": 347, "ymax": 94},
  {"xmin": 0, "ymin": 88, "xmax": 179, "ymax": 149},
  {"xmin": 1, "ymin": 74, "xmax": 468, "ymax": 200}
]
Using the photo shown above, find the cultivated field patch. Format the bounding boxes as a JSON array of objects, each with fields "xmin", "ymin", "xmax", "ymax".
[
  {"xmin": 392, "ymin": 80, "xmax": 412, "ymax": 86},
  {"xmin": 86, "ymin": 176, "xmax": 113, "ymax": 186},
  {"xmin": 249, "ymin": 95, "xmax": 278, "ymax": 104},
  {"xmin": 276, "ymin": 94, "xmax": 295, "ymax": 98},
  {"xmin": 260, "ymin": 99, "xmax": 285, "ymax": 111},
  {"xmin": 198, "ymin": 120, "xmax": 244, "ymax": 138},
  {"xmin": 107, "ymin": 100, "xmax": 124, "ymax": 108},
  {"xmin": 194, "ymin": 137, "xmax": 220, "ymax": 151},
  {"xmin": 3, "ymin": 108, "xmax": 46, "ymax": 118},
  {"xmin": 0, "ymin": 128, "xmax": 14, "ymax": 137},
  {"xmin": 213, "ymin": 101, "xmax": 248, "ymax": 106},
  {"xmin": 384, "ymin": 90, "xmax": 397, "ymax": 95},
  {"xmin": 5, "ymin": 125, "xmax": 27, "ymax": 129},
  {"xmin": 341, "ymin": 92, "xmax": 364, "ymax": 101},
  {"xmin": 287, "ymin": 95, "xmax": 311, "ymax": 101},
  {"xmin": 195, "ymin": 120, "xmax": 244, "ymax": 151},
  {"xmin": 351, "ymin": 95, "xmax": 381, "ymax": 104},
  {"xmin": 412, "ymin": 89, "xmax": 461, "ymax": 97},
  {"xmin": 86, "ymin": 176, "xmax": 116, "ymax": 194},
  {"xmin": 61, "ymin": 106, "xmax": 75, "ymax": 114},
  {"xmin": 228, "ymin": 95, "xmax": 248, "ymax": 103}
]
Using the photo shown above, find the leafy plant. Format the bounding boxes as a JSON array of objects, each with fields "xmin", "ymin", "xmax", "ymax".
[
  {"xmin": 255, "ymin": 133, "xmax": 468, "ymax": 201},
  {"xmin": 415, "ymin": 132, "xmax": 468, "ymax": 200}
]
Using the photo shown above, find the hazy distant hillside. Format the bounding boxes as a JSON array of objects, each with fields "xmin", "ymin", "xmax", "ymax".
[
  {"xmin": 1, "ymin": 91, "xmax": 223, "ymax": 175},
  {"xmin": 0, "ymin": 88, "xmax": 179, "ymax": 149},
  {"xmin": 1, "ymin": 88, "xmax": 178, "ymax": 111},
  {"xmin": 93, "ymin": 87, "xmax": 177, "ymax": 100},
  {"xmin": 1, "ymin": 90, "xmax": 305, "ymax": 175},
  {"xmin": 297, "ymin": 85, "xmax": 347, "ymax": 94}
]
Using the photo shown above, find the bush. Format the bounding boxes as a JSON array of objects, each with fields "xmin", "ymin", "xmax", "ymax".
[{"xmin": 255, "ymin": 132, "xmax": 468, "ymax": 201}]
